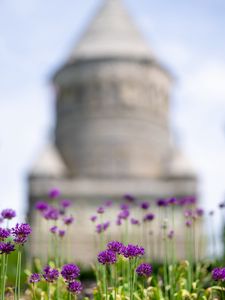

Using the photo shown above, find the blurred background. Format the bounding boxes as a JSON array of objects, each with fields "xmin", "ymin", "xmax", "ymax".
[{"xmin": 0, "ymin": 0, "xmax": 225, "ymax": 249}]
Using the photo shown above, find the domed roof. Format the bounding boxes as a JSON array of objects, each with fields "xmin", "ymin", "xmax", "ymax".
[{"xmin": 68, "ymin": 0, "xmax": 154, "ymax": 61}]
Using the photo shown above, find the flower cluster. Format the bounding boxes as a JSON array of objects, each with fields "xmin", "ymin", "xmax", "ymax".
[
  {"xmin": 29, "ymin": 273, "xmax": 41, "ymax": 284},
  {"xmin": 61, "ymin": 264, "xmax": 80, "ymax": 282},
  {"xmin": 212, "ymin": 267, "xmax": 225, "ymax": 281},
  {"xmin": 136, "ymin": 263, "xmax": 153, "ymax": 277},
  {"xmin": 1, "ymin": 209, "xmax": 16, "ymax": 220},
  {"xmin": 0, "ymin": 242, "xmax": 15, "ymax": 254},
  {"xmin": 11, "ymin": 223, "xmax": 32, "ymax": 244},
  {"xmin": 0, "ymin": 228, "xmax": 11, "ymax": 241},
  {"xmin": 107, "ymin": 241, "xmax": 123, "ymax": 253},
  {"xmin": 43, "ymin": 265, "xmax": 59, "ymax": 283},
  {"xmin": 98, "ymin": 249, "xmax": 117, "ymax": 265},
  {"xmin": 120, "ymin": 244, "xmax": 145, "ymax": 259}
]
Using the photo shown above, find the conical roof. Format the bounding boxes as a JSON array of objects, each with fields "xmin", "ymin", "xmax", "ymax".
[{"xmin": 69, "ymin": 0, "xmax": 154, "ymax": 61}]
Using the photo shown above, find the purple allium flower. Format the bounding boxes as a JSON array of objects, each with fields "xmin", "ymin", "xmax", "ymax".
[
  {"xmin": 123, "ymin": 194, "xmax": 136, "ymax": 203},
  {"xmin": 156, "ymin": 199, "xmax": 168, "ymax": 207},
  {"xmin": 168, "ymin": 230, "xmax": 174, "ymax": 239},
  {"xmin": 63, "ymin": 216, "xmax": 74, "ymax": 226},
  {"xmin": 11, "ymin": 223, "xmax": 32, "ymax": 244},
  {"xmin": 104, "ymin": 200, "xmax": 113, "ymax": 207},
  {"xmin": 43, "ymin": 207, "xmax": 59, "ymax": 221},
  {"xmin": 136, "ymin": 263, "xmax": 152, "ymax": 277},
  {"xmin": 143, "ymin": 213, "xmax": 155, "ymax": 222},
  {"xmin": 50, "ymin": 226, "xmax": 58, "ymax": 234},
  {"xmin": 107, "ymin": 241, "xmax": 123, "ymax": 253},
  {"xmin": 29, "ymin": 273, "xmax": 41, "ymax": 284},
  {"xmin": 0, "ymin": 228, "xmax": 11, "ymax": 241},
  {"xmin": 48, "ymin": 188, "xmax": 60, "ymax": 199},
  {"xmin": 120, "ymin": 244, "xmax": 145, "ymax": 259},
  {"xmin": 58, "ymin": 230, "xmax": 66, "ymax": 238},
  {"xmin": 120, "ymin": 203, "xmax": 129, "ymax": 210},
  {"xmin": 35, "ymin": 201, "xmax": 48, "ymax": 212},
  {"xmin": 140, "ymin": 201, "xmax": 150, "ymax": 210},
  {"xmin": 90, "ymin": 215, "xmax": 97, "ymax": 222},
  {"xmin": 97, "ymin": 206, "xmax": 105, "ymax": 214},
  {"xmin": 187, "ymin": 196, "xmax": 197, "ymax": 205},
  {"xmin": 118, "ymin": 209, "xmax": 130, "ymax": 220},
  {"xmin": 196, "ymin": 208, "xmax": 204, "ymax": 217},
  {"xmin": 96, "ymin": 224, "xmax": 103, "ymax": 234},
  {"xmin": 67, "ymin": 281, "xmax": 83, "ymax": 294},
  {"xmin": 0, "ymin": 242, "xmax": 15, "ymax": 254},
  {"xmin": 1, "ymin": 209, "xmax": 16, "ymax": 220},
  {"xmin": 185, "ymin": 220, "xmax": 192, "ymax": 227},
  {"xmin": 184, "ymin": 210, "xmax": 192, "ymax": 218},
  {"xmin": 131, "ymin": 218, "xmax": 140, "ymax": 225},
  {"xmin": 168, "ymin": 197, "xmax": 177, "ymax": 205},
  {"xmin": 60, "ymin": 199, "xmax": 72, "ymax": 208},
  {"xmin": 98, "ymin": 249, "xmax": 117, "ymax": 265},
  {"xmin": 212, "ymin": 267, "xmax": 225, "ymax": 281},
  {"xmin": 116, "ymin": 218, "xmax": 122, "ymax": 226},
  {"xmin": 61, "ymin": 264, "xmax": 80, "ymax": 282},
  {"xmin": 43, "ymin": 266, "xmax": 59, "ymax": 283},
  {"xmin": 103, "ymin": 221, "xmax": 110, "ymax": 231}
]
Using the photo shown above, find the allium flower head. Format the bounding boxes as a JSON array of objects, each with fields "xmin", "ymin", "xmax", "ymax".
[
  {"xmin": 131, "ymin": 218, "xmax": 140, "ymax": 225},
  {"xmin": 118, "ymin": 209, "xmax": 130, "ymax": 220},
  {"xmin": 97, "ymin": 206, "xmax": 105, "ymax": 214},
  {"xmin": 184, "ymin": 210, "xmax": 192, "ymax": 218},
  {"xmin": 29, "ymin": 273, "xmax": 41, "ymax": 284},
  {"xmin": 67, "ymin": 281, "xmax": 82, "ymax": 294},
  {"xmin": 120, "ymin": 203, "xmax": 129, "ymax": 210},
  {"xmin": 168, "ymin": 197, "xmax": 177, "ymax": 205},
  {"xmin": 143, "ymin": 213, "xmax": 155, "ymax": 222},
  {"xmin": 136, "ymin": 263, "xmax": 152, "ymax": 277},
  {"xmin": 185, "ymin": 220, "xmax": 192, "ymax": 227},
  {"xmin": 116, "ymin": 218, "xmax": 122, "ymax": 226},
  {"xmin": 0, "ymin": 242, "xmax": 15, "ymax": 254},
  {"xmin": 43, "ymin": 207, "xmax": 59, "ymax": 221},
  {"xmin": 103, "ymin": 221, "xmax": 110, "ymax": 231},
  {"xmin": 107, "ymin": 241, "xmax": 123, "ymax": 253},
  {"xmin": 90, "ymin": 215, "xmax": 97, "ymax": 222},
  {"xmin": 61, "ymin": 264, "xmax": 80, "ymax": 282},
  {"xmin": 12, "ymin": 223, "xmax": 32, "ymax": 244},
  {"xmin": 123, "ymin": 194, "xmax": 136, "ymax": 203},
  {"xmin": 60, "ymin": 199, "xmax": 72, "ymax": 208},
  {"xmin": 98, "ymin": 249, "xmax": 117, "ymax": 265},
  {"xmin": 140, "ymin": 201, "xmax": 150, "ymax": 210},
  {"xmin": 156, "ymin": 199, "xmax": 167, "ymax": 207},
  {"xmin": 168, "ymin": 230, "xmax": 174, "ymax": 239},
  {"xmin": 1, "ymin": 209, "xmax": 16, "ymax": 220},
  {"xmin": 50, "ymin": 226, "xmax": 58, "ymax": 234},
  {"xmin": 48, "ymin": 188, "xmax": 60, "ymax": 199},
  {"xmin": 43, "ymin": 266, "xmax": 59, "ymax": 282},
  {"xmin": 196, "ymin": 208, "xmax": 204, "ymax": 217},
  {"xmin": 63, "ymin": 216, "xmax": 74, "ymax": 226},
  {"xmin": 120, "ymin": 244, "xmax": 145, "ymax": 259},
  {"xmin": 0, "ymin": 228, "xmax": 11, "ymax": 241},
  {"xmin": 104, "ymin": 200, "xmax": 113, "ymax": 207},
  {"xmin": 35, "ymin": 201, "xmax": 48, "ymax": 212},
  {"xmin": 59, "ymin": 230, "xmax": 66, "ymax": 238},
  {"xmin": 212, "ymin": 267, "xmax": 225, "ymax": 281}
]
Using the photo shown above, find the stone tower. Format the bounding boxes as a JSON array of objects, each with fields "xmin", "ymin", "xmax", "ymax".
[{"xmin": 28, "ymin": 0, "xmax": 197, "ymax": 262}]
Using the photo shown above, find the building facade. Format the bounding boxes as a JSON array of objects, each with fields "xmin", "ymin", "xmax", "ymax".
[{"xmin": 28, "ymin": 0, "xmax": 197, "ymax": 262}]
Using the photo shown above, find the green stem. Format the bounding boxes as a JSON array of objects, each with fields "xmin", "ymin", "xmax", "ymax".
[
  {"xmin": 15, "ymin": 248, "xmax": 22, "ymax": 300},
  {"xmin": 105, "ymin": 266, "xmax": 108, "ymax": 300},
  {"xmin": 114, "ymin": 264, "xmax": 117, "ymax": 300}
]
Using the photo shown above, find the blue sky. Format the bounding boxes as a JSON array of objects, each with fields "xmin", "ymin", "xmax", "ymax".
[{"xmin": 0, "ymin": 0, "xmax": 225, "ymax": 233}]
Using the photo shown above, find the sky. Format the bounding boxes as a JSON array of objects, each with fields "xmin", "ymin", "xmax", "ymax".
[{"xmin": 0, "ymin": 0, "xmax": 225, "ymax": 237}]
